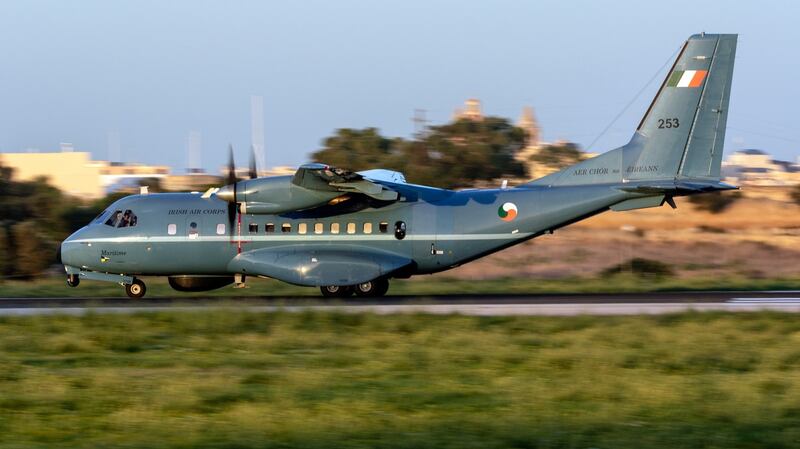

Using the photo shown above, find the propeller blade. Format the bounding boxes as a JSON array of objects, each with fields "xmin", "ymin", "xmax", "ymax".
[
  {"xmin": 226, "ymin": 144, "xmax": 237, "ymax": 237},
  {"xmin": 227, "ymin": 144, "xmax": 238, "ymax": 186},
  {"xmin": 248, "ymin": 145, "xmax": 258, "ymax": 179}
]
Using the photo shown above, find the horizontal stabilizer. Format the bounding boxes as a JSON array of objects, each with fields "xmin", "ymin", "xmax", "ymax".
[{"xmin": 616, "ymin": 179, "xmax": 738, "ymax": 195}]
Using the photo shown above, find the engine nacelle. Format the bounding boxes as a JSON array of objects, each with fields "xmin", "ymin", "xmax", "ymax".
[
  {"xmin": 168, "ymin": 276, "xmax": 235, "ymax": 292},
  {"xmin": 215, "ymin": 165, "xmax": 399, "ymax": 215}
]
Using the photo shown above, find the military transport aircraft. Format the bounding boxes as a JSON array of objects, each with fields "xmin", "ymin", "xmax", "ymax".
[{"xmin": 59, "ymin": 33, "xmax": 737, "ymax": 298}]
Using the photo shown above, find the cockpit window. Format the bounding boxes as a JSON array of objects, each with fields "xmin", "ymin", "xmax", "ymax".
[
  {"xmin": 105, "ymin": 209, "xmax": 137, "ymax": 228},
  {"xmin": 105, "ymin": 210, "xmax": 123, "ymax": 227},
  {"xmin": 94, "ymin": 209, "xmax": 112, "ymax": 224}
]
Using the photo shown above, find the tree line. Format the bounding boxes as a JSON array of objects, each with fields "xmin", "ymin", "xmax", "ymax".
[
  {"xmin": 0, "ymin": 166, "xmax": 125, "ymax": 280},
  {"xmin": 311, "ymin": 117, "xmax": 530, "ymax": 188}
]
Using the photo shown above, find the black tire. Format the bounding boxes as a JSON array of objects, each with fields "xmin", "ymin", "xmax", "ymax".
[
  {"xmin": 320, "ymin": 285, "xmax": 353, "ymax": 298},
  {"xmin": 66, "ymin": 274, "xmax": 80, "ymax": 288},
  {"xmin": 125, "ymin": 279, "xmax": 146, "ymax": 299},
  {"xmin": 354, "ymin": 278, "xmax": 389, "ymax": 297}
]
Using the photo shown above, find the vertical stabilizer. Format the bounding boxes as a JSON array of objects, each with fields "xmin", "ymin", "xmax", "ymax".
[{"xmin": 528, "ymin": 33, "xmax": 737, "ymax": 187}]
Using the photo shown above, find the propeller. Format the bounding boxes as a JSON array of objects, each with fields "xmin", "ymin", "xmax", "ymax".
[
  {"xmin": 248, "ymin": 145, "xmax": 258, "ymax": 179},
  {"xmin": 226, "ymin": 145, "xmax": 238, "ymax": 239}
]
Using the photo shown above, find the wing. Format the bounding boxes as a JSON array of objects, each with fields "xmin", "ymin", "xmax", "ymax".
[{"xmin": 227, "ymin": 245, "xmax": 413, "ymax": 286}]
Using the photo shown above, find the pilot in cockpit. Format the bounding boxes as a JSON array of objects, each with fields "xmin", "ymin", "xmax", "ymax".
[{"xmin": 119, "ymin": 211, "xmax": 131, "ymax": 228}]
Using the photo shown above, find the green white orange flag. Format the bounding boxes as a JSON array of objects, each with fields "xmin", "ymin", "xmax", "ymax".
[{"xmin": 667, "ymin": 69, "xmax": 708, "ymax": 88}]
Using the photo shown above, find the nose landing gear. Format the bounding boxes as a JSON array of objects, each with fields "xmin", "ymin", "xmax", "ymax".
[
  {"xmin": 125, "ymin": 278, "xmax": 147, "ymax": 299},
  {"xmin": 66, "ymin": 274, "xmax": 80, "ymax": 287}
]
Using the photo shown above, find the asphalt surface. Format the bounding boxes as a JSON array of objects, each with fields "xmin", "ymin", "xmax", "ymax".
[{"xmin": 2, "ymin": 291, "xmax": 800, "ymax": 315}]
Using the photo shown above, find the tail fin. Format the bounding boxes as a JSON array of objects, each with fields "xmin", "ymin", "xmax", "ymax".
[{"xmin": 529, "ymin": 33, "xmax": 737, "ymax": 187}]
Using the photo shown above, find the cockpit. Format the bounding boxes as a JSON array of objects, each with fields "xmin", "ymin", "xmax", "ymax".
[{"xmin": 94, "ymin": 208, "xmax": 138, "ymax": 228}]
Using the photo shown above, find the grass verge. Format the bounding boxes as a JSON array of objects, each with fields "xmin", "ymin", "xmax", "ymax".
[{"xmin": 1, "ymin": 310, "xmax": 800, "ymax": 448}]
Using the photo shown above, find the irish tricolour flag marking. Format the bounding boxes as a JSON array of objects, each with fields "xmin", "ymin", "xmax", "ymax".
[
  {"xmin": 667, "ymin": 70, "xmax": 707, "ymax": 88},
  {"xmin": 498, "ymin": 202, "xmax": 518, "ymax": 222}
]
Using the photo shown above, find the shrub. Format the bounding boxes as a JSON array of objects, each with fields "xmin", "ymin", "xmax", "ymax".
[
  {"xmin": 687, "ymin": 191, "xmax": 742, "ymax": 213},
  {"xmin": 601, "ymin": 258, "xmax": 675, "ymax": 278},
  {"xmin": 791, "ymin": 185, "xmax": 800, "ymax": 206}
]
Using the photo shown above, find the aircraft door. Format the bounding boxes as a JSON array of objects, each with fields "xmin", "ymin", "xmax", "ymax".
[{"xmin": 411, "ymin": 202, "xmax": 453, "ymax": 270}]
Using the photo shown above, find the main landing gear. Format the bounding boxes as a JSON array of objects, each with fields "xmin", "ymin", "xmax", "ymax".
[
  {"xmin": 320, "ymin": 278, "xmax": 389, "ymax": 298},
  {"xmin": 125, "ymin": 278, "xmax": 147, "ymax": 299}
]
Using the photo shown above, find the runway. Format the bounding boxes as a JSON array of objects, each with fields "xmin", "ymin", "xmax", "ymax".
[{"xmin": 2, "ymin": 291, "xmax": 800, "ymax": 316}]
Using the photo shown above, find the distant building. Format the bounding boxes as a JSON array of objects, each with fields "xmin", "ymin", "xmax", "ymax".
[
  {"xmin": 100, "ymin": 161, "xmax": 170, "ymax": 192},
  {"xmin": 452, "ymin": 99, "xmax": 483, "ymax": 121},
  {"xmin": 722, "ymin": 149, "xmax": 800, "ymax": 186},
  {"xmin": 0, "ymin": 150, "xmax": 172, "ymax": 198},
  {"xmin": 0, "ymin": 151, "xmax": 104, "ymax": 198},
  {"xmin": 162, "ymin": 171, "xmax": 222, "ymax": 192}
]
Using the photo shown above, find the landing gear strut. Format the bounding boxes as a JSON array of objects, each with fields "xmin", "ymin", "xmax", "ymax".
[
  {"xmin": 353, "ymin": 278, "xmax": 389, "ymax": 297},
  {"xmin": 320, "ymin": 285, "xmax": 354, "ymax": 298},
  {"xmin": 125, "ymin": 278, "xmax": 147, "ymax": 299},
  {"xmin": 66, "ymin": 274, "xmax": 80, "ymax": 287}
]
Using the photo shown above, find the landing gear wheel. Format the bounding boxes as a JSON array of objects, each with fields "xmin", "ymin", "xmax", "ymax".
[
  {"xmin": 125, "ymin": 279, "xmax": 146, "ymax": 299},
  {"xmin": 66, "ymin": 274, "xmax": 80, "ymax": 288},
  {"xmin": 354, "ymin": 278, "xmax": 389, "ymax": 297},
  {"xmin": 320, "ymin": 285, "xmax": 353, "ymax": 298}
]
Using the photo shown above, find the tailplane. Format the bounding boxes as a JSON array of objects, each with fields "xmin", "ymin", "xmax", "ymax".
[{"xmin": 529, "ymin": 33, "xmax": 737, "ymax": 187}]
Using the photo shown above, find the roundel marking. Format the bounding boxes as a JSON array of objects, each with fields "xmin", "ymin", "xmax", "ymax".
[{"xmin": 498, "ymin": 202, "xmax": 518, "ymax": 222}]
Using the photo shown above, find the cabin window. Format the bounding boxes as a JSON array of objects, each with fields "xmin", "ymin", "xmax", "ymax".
[
  {"xmin": 168, "ymin": 223, "xmax": 177, "ymax": 235},
  {"xmin": 363, "ymin": 222, "xmax": 373, "ymax": 234},
  {"xmin": 394, "ymin": 221, "xmax": 406, "ymax": 240},
  {"xmin": 265, "ymin": 223, "xmax": 275, "ymax": 233},
  {"xmin": 249, "ymin": 223, "xmax": 259, "ymax": 233},
  {"xmin": 314, "ymin": 223, "xmax": 324, "ymax": 234},
  {"xmin": 298, "ymin": 223, "xmax": 307, "ymax": 234},
  {"xmin": 330, "ymin": 223, "xmax": 340, "ymax": 234},
  {"xmin": 346, "ymin": 222, "xmax": 356, "ymax": 234},
  {"xmin": 105, "ymin": 210, "xmax": 123, "ymax": 227},
  {"xmin": 216, "ymin": 223, "xmax": 226, "ymax": 235},
  {"xmin": 379, "ymin": 222, "xmax": 389, "ymax": 233},
  {"xmin": 281, "ymin": 223, "xmax": 292, "ymax": 233}
]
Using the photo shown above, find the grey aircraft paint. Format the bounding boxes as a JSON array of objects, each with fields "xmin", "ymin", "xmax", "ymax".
[{"xmin": 60, "ymin": 33, "xmax": 738, "ymax": 298}]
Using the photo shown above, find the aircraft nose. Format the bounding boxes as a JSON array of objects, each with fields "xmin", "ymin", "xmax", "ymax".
[{"xmin": 59, "ymin": 234, "xmax": 82, "ymax": 267}]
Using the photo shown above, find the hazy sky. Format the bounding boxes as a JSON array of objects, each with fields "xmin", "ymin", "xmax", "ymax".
[{"xmin": 1, "ymin": 0, "xmax": 798, "ymax": 172}]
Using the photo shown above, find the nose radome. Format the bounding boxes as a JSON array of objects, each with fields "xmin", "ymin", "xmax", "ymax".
[{"xmin": 59, "ymin": 233, "xmax": 82, "ymax": 267}]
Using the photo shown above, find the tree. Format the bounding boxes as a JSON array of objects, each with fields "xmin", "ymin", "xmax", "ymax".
[
  {"xmin": 312, "ymin": 128, "xmax": 400, "ymax": 172},
  {"xmin": 0, "ymin": 226, "xmax": 10, "ymax": 280},
  {"xmin": 310, "ymin": 117, "xmax": 527, "ymax": 189},
  {"xmin": 12, "ymin": 220, "xmax": 55, "ymax": 278},
  {"xmin": 420, "ymin": 117, "xmax": 526, "ymax": 188},
  {"xmin": 529, "ymin": 142, "xmax": 585, "ymax": 169}
]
